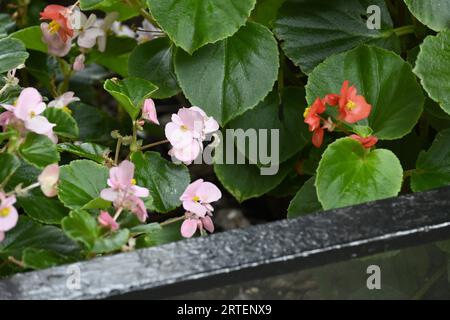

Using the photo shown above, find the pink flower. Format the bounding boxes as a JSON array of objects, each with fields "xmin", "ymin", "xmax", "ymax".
[
  {"xmin": 40, "ymin": 22, "xmax": 72, "ymax": 57},
  {"xmin": 40, "ymin": 4, "xmax": 74, "ymax": 42},
  {"xmin": 180, "ymin": 212, "xmax": 214, "ymax": 238},
  {"xmin": 38, "ymin": 164, "xmax": 59, "ymax": 197},
  {"xmin": 338, "ymin": 80, "xmax": 372, "ymax": 124},
  {"xmin": 1, "ymin": 88, "xmax": 57, "ymax": 142},
  {"xmin": 98, "ymin": 211, "xmax": 119, "ymax": 231},
  {"xmin": 350, "ymin": 134, "xmax": 379, "ymax": 149},
  {"xmin": 100, "ymin": 160, "xmax": 150, "ymax": 222},
  {"xmin": 0, "ymin": 111, "xmax": 14, "ymax": 130},
  {"xmin": 142, "ymin": 99, "xmax": 159, "ymax": 125},
  {"xmin": 165, "ymin": 107, "xmax": 219, "ymax": 164},
  {"xmin": 75, "ymin": 12, "xmax": 105, "ymax": 50},
  {"xmin": 180, "ymin": 179, "xmax": 222, "ymax": 217},
  {"xmin": 73, "ymin": 54, "xmax": 85, "ymax": 72},
  {"xmin": 48, "ymin": 92, "xmax": 80, "ymax": 110},
  {"xmin": 0, "ymin": 193, "xmax": 18, "ymax": 242}
]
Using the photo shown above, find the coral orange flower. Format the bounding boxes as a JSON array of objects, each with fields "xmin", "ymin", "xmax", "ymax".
[
  {"xmin": 304, "ymin": 98, "xmax": 326, "ymax": 132},
  {"xmin": 312, "ymin": 127, "xmax": 325, "ymax": 148},
  {"xmin": 350, "ymin": 134, "xmax": 378, "ymax": 149},
  {"xmin": 324, "ymin": 93, "xmax": 340, "ymax": 106},
  {"xmin": 40, "ymin": 5, "xmax": 74, "ymax": 42},
  {"xmin": 338, "ymin": 80, "xmax": 372, "ymax": 124}
]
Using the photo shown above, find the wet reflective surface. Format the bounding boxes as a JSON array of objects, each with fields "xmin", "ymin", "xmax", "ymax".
[{"xmin": 173, "ymin": 240, "xmax": 450, "ymax": 300}]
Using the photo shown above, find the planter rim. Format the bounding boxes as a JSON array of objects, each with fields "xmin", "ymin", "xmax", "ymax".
[{"xmin": 1, "ymin": 187, "xmax": 450, "ymax": 299}]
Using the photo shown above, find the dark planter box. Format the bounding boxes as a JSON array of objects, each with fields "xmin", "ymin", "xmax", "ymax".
[{"xmin": 1, "ymin": 187, "xmax": 450, "ymax": 300}]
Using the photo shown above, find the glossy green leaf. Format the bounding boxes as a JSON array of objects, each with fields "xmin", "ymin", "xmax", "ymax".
[
  {"xmin": 22, "ymin": 248, "xmax": 71, "ymax": 270},
  {"xmin": 9, "ymin": 26, "xmax": 47, "ymax": 53},
  {"xmin": 128, "ymin": 37, "xmax": 180, "ymax": 99},
  {"xmin": 92, "ymin": 229, "xmax": 130, "ymax": 254},
  {"xmin": 0, "ymin": 153, "xmax": 20, "ymax": 184},
  {"xmin": 104, "ymin": 77, "xmax": 158, "ymax": 120},
  {"xmin": 58, "ymin": 160, "xmax": 109, "ymax": 210},
  {"xmin": 414, "ymin": 31, "xmax": 450, "ymax": 116},
  {"xmin": 43, "ymin": 108, "xmax": 79, "ymax": 139},
  {"xmin": 316, "ymin": 138, "xmax": 403, "ymax": 210},
  {"xmin": 411, "ymin": 129, "xmax": 450, "ymax": 192},
  {"xmin": 135, "ymin": 221, "xmax": 183, "ymax": 248},
  {"xmin": 175, "ymin": 22, "xmax": 279, "ymax": 125},
  {"xmin": 80, "ymin": 0, "xmax": 141, "ymax": 20},
  {"xmin": 19, "ymin": 133, "xmax": 60, "ymax": 168},
  {"xmin": 0, "ymin": 37, "xmax": 29, "ymax": 73},
  {"xmin": 287, "ymin": 177, "xmax": 322, "ymax": 218},
  {"xmin": 229, "ymin": 88, "xmax": 309, "ymax": 166},
  {"xmin": 57, "ymin": 143, "xmax": 110, "ymax": 164},
  {"xmin": 61, "ymin": 210, "xmax": 100, "ymax": 250},
  {"xmin": 306, "ymin": 45, "xmax": 424, "ymax": 140},
  {"xmin": 251, "ymin": 0, "xmax": 286, "ymax": 27},
  {"xmin": 274, "ymin": 0, "xmax": 399, "ymax": 74},
  {"xmin": 131, "ymin": 152, "xmax": 190, "ymax": 213},
  {"xmin": 0, "ymin": 14, "xmax": 15, "ymax": 37},
  {"xmin": 147, "ymin": 0, "xmax": 256, "ymax": 54},
  {"xmin": 19, "ymin": 189, "xmax": 69, "ymax": 225},
  {"xmin": 404, "ymin": 0, "xmax": 450, "ymax": 32}
]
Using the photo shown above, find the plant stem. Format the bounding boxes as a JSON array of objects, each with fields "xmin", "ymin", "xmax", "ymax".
[
  {"xmin": 393, "ymin": 25, "xmax": 415, "ymax": 37},
  {"xmin": 114, "ymin": 137, "xmax": 123, "ymax": 165},
  {"xmin": 160, "ymin": 216, "xmax": 185, "ymax": 227},
  {"xmin": 139, "ymin": 139, "xmax": 169, "ymax": 151},
  {"xmin": 8, "ymin": 256, "xmax": 25, "ymax": 268},
  {"xmin": 113, "ymin": 207, "xmax": 124, "ymax": 221}
]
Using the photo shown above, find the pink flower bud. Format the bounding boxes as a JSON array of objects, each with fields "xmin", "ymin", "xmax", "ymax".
[
  {"xmin": 38, "ymin": 164, "xmax": 60, "ymax": 197},
  {"xmin": 142, "ymin": 99, "xmax": 159, "ymax": 125}
]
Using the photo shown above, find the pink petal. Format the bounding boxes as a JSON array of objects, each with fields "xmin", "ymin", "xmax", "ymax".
[
  {"xmin": 73, "ymin": 54, "xmax": 85, "ymax": 72},
  {"xmin": 25, "ymin": 116, "xmax": 55, "ymax": 135},
  {"xmin": 142, "ymin": 99, "xmax": 159, "ymax": 125},
  {"xmin": 170, "ymin": 140, "xmax": 201, "ymax": 163},
  {"xmin": 180, "ymin": 179, "xmax": 204, "ymax": 201},
  {"xmin": 100, "ymin": 188, "xmax": 118, "ymax": 202},
  {"xmin": 111, "ymin": 160, "xmax": 134, "ymax": 188},
  {"xmin": 77, "ymin": 27, "xmax": 104, "ymax": 49},
  {"xmin": 131, "ymin": 185, "xmax": 149, "ymax": 198},
  {"xmin": 197, "ymin": 182, "xmax": 222, "ymax": 204},
  {"xmin": 38, "ymin": 164, "xmax": 60, "ymax": 197},
  {"xmin": 98, "ymin": 211, "xmax": 119, "ymax": 231},
  {"xmin": 129, "ymin": 197, "xmax": 148, "ymax": 222},
  {"xmin": 201, "ymin": 215, "xmax": 214, "ymax": 233},
  {"xmin": 165, "ymin": 122, "xmax": 194, "ymax": 148},
  {"xmin": 183, "ymin": 200, "xmax": 207, "ymax": 217},
  {"xmin": 178, "ymin": 108, "xmax": 204, "ymax": 138},
  {"xmin": 181, "ymin": 219, "xmax": 198, "ymax": 238},
  {"xmin": 0, "ymin": 206, "xmax": 18, "ymax": 232}
]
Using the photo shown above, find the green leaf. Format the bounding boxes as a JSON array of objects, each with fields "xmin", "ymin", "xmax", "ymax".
[
  {"xmin": 82, "ymin": 197, "xmax": 111, "ymax": 210},
  {"xmin": 135, "ymin": 221, "xmax": 183, "ymax": 248},
  {"xmin": 0, "ymin": 37, "xmax": 29, "ymax": 73},
  {"xmin": 81, "ymin": 0, "xmax": 141, "ymax": 20},
  {"xmin": 19, "ymin": 133, "xmax": 60, "ymax": 168},
  {"xmin": 0, "ymin": 153, "xmax": 20, "ymax": 184},
  {"xmin": 104, "ymin": 77, "xmax": 158, "ymax": 120},
  {"xmin": 251, "ymin": 0, "xmax": 286, "ymax": 27},
  {"xmin": 0, "ymin": 216, "xmax": 79, "ymax": 259},
  {"xmin": 92, "ymin": 229, "xmax": 130, "ymax": 254},
  {"xmin": 128, "ymin": 37, "xmax": 180, "ymax": 99},
  {"xmin": 146, "ymin": 0, "xmax": 256, "ymax": 54},
  {"xmin": 175, "ymin": 22, "xmax": 279, "ymax": 125},
  {"xmin": 273, "ymin": 0, "xmax": 399, "ymax": 74},
  {"xmin": 213, "ymin": 135, "xmax": 297, "ymax": 202},
  {"xmin": 229, "ymin": 88, "xmax": 309, "ymax": 166},
  {"xmin": 131, "ymin": 151, "xmax": 190, "ymax": 213},
  {"xmin": 43, "ymin": 108, "xmax": 79, "ymax": 139},
  {"xmin": 316, "ymin": 138, "xmax": 403, "ymax": 210},
  {"xmin": 130, "ymin": 222, "xmax": 161, "ymax": 236},
  {"xmin": 57, "ymin": 142, "xmax": 110, "ymax": 163},
  {"xmin": 411, "ymin": 129, "xmax": 450, "ymax": 192},
  {"xmin": 306, "ymin": 45, "xmax": 424, "ymax": 140},
  {"xmin": 61, "ymin": 210, "xmax": 100, "ymax": 250},
  {"xmin": 22, "ymin": 248, "xmax": 71, "ymax": 270},
  {"xmin": 58, "ymin": 160, "xmax": 109, "ymax": 210},
  {"xmin": 9, "ymin": 26, "xmax": 47, "ymax": 53},
  {"xmin": 404, "ymin": 0, "xmax": 450, "ymax": 32},
  {"xmin": 18, "ymin": 189, "xmax": 69, "ymax": 225},
  {"xmin": 414, "ymin": 31, "xmax": 450, "ymax": 116},
  {"xmin": 287, "ymin": 177, "xmax": 322, "ymax": 218},
  {"xmin": 0, "ymin": 14, "xmax": 15, "ymax": 37}
]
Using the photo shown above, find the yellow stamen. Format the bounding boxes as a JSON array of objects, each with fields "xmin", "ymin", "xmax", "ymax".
[
  {"xmin": 48, "ymin": 20, "xmax": 61, "ymax": 34},
  {"xmin": 346, "ymin": 100, "xmax": 356, "ymax": 111},
  {"xmin": 180, "ymin": 125, "xmax": 189, "ymax": 132},
  {"xmin": 30, "ymin": 111, "xmax": 36, "ymax": 118},
  {"xmin": 0, "ymin": 207, "xmax": 10, "ymax": 217},
  {"xmin": 131, "ymin": 179, "xmax": 137, "ymax": 185},
  {"xmin": 62, "ymin": 106, "xmax": 72, "ymax": 114},
  {"xmin": 192, "ymin": 196, "xmax": 200, "ymax": 202},
  {"xmin": 303, "ymin": 107, "xmax": 311, "ymax": 118}
]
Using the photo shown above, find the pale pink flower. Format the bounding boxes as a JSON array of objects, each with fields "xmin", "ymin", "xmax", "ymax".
[
  {"xmin": 142, "ymin": 99, "xmax": 159, "ymax": 125},
  {"xmin": 0, "ymin": 111, "xmax": 14, "ymax": 130},
  {"xmin": 137, "ymin": 20, "xmax": 162, "ymax": 43},
  {"xmin": 75, "ymin": 12, "xmax": 105, "ymax": 50},
  {"xmin": 0, "ymin": 193, "xmax": 18, "ymax": 242},
  {"xmin": 73, "ymin": 54, "xmax": 85, "ymax": 72},
  {"xmin": 100, "ymin": 160, "xmax": 150, "ymax": 222},
  {"xmin": 93, "ymin": 12, "xmax": 118, "ymax": 52},
  {"xmin": 48, "ymin": 92, "xmax": 80, "ymax": 109},
  {"xmin": 181, "ymin": 212, "xmax": 214, "ymax": 238},
  {"xmin": 40, "ymin": 22, "xmax": 72, "ymax": 57},
  {"xmin": 180, "ymin": 179, "xmax": 221, "ymax": 217},
  {"xmin": 38, "ymin": 164, "xmax": 59, "ymax": 197},
  {"xmin": 111, "ymin": 21, "xmax": 136, "ymax": 38},
  {"xmin": 1, "ymin": 88, "xmax": 56, "ymax": 140},
  {"xmin": 189, "ymin": 106, "xmax": 219, "ymax": 137},
  {"xmin": 98, "ymin": 211, "xmax": 119, "ymax": 231}
]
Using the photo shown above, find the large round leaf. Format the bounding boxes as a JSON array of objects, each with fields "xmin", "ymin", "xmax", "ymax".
[
  {"xmin": 43, "ymin": 108, "xmax": 79, "ymax": 139},
  {"xmin": 287, "ymin": 177, "xmax": 322, "ymax": 219},
  {"xmin": 58, "ymin": 160, "xmax": 109, "ymax": 210},
  {"xmin": 175, "ymin": 22, "xmax": 279, "ymax": 125},
  {"xmin": 131, "ymin": 151, "xmax": 190, "ymax": 213},
  {"xmin": 316, "ymin": 138, "xmax": 403, "ymax": 210},
  {"xmin": 274, "ymin": 0, "xmax": 399, "ymax": 74},
  {"xmin": 411, "ymin": 129, "xmax": 450, "ymax": 192},
  {"xmin": 146, "ymin": 0, "xmax": 256, "ymax": 54},
  {"xmin": 414, "ymin": 31, "xmax": 450, "ymax": 116},
  {"xmin": 128, "ymin": 37, "xmax": 180, "ymax": 99},
  {"xmin": 0, "ymin": 37, "xmax": 29, "ymax": 73},
  {"xmin": 229, "ymin": 88, "xmax": 309, "ymax": 166},
  {"xmin": 18, "ymin": 133, "xmax": 60, "ymax": 168},
  {"xmin": 0, "ymin": 153, "xmax": 20, "ymax": 184},
  {"xmin": 306, "ymin": 45, "xmax": 424, "ymax": 140},
  {"xmin": 404, "ymin": 0, "xmax": 450, "ymax": 32}
]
